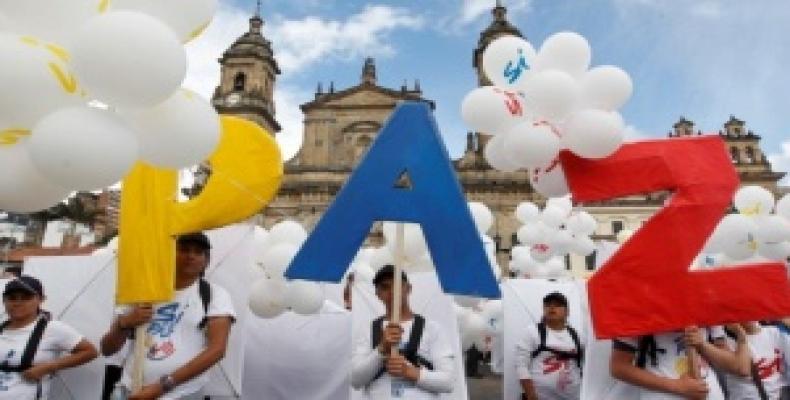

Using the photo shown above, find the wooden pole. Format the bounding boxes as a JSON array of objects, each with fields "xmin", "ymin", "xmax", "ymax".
[
  {"xmin": 130, "ymin": 322, "xmax": 150, "ymax": 391},
  {"xmin": 391, "ymin": 223, "xmax": 405, "ymax": 357}
]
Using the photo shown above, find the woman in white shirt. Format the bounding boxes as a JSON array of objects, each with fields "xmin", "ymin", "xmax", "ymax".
[{"xmin": 0, "ymin": 276, "xmax": 97, "ymax": 399}]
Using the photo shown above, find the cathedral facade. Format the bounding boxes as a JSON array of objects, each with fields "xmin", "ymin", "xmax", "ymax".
[{"xmin": 213, "ymin": 5, "xmax": 786, "ymax": 276}]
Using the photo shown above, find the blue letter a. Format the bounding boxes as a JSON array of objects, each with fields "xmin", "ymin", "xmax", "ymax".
[{"xmin": 285, "ymin": 102, "xmax": 500, "ymax": 298}]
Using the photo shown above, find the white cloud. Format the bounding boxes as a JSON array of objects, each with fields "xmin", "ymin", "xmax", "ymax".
[
  {"xmin": 265, "ymin": 5, "xmax": 424, "ymax": 73},
  {"xmin": 768, "ymin": 141, "xmax": 790, "ymax": 186},
  {"xmin": 689, "ymin": 2, "xmax": 723, "ymax": 19},
  {"xmin": 622, "ymin": 125, "xmax": 652, "ymax": 142},
  {"xmin": 273, "ymin": 86, "xmax": 308, "ymax": 161}
]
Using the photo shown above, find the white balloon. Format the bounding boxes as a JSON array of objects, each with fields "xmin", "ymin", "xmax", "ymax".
[
  {"xmin": 530, "ymin": 159, "xmax": 570, "ymax": 198},
  {"xmin": 734, "ymin": 186, "xmax": 775, "ymax": 216},
  {"xmin": 482, "ymin": 35, "xmax": 537, "ymax": 88},
  {"xmin": 776, "ymin": 194, "xmax": 790, "ymax": 221},
  {"xmin": 707, "ymin": 214, "xmax": 758, "ymax": 253},
  {"xmin": 109, "ymin": 0, "xmax": 217, "ymax": 43},
  {"xmin": 484, "ymin": 133, "xmax": 521, "ymax": 172},
  {"xmin": 515, "ymin": 202, "xmax": 541, "ymax": 224},
  {"xmin": 468, "ymin": 202, "xmax": 494, "ymax": 234},
  {"xmin": 756, "ymin": 216, "xmax": 790, "ymax": 243},
  {"xmin": 530, "ymin": 242, "xmax": 555, "ymax": 262},
  {"xmin": 569, "ymin": 235, "xmax": 595, "ymax": 256},
  {"xmin": 382, "ymin": 222, "xmax": 428, "ymax": 260},
  {"xmin": 0, "ymin": 141, "xmax": 70, "ymax": 212},
  {"xmin": 759, "ymin": 242, "xmax": 790, "ymax": 261},
  {"xmin": 549, "ymin": 229, "xmax": 574, "ymax": 256},
  {"xmin": 71, "ymin": 11, "xmax": 187, "ymax": 108},
  {"xmin": 123, "ymin": 89, "xmax": 220, "ymax": 169},
  {"xmin": 580, "ymin": 66, "xmax": 633, "ymax": 111},
  {"xmin": 567, "ymin": 211, "xmax": 597, "ymax": 235},
  {"xmin": 461, "ymin": 86, "xmax": 528, "ymax": 135},
  {"xmin": 261, "ymin": 243, "xmax": 299, "ymax": 278},
  {"xmin": 284, "ymin": 280, "xmax": 324, "ymax": 315},
  {"xmin": 523, "ymin": 70, "xmax": 580, "ymax": 122},
  {"xmin": 248, "ymin": 277, "xmax": 287, "ymax": 319},
  {"xmin": 29, "ymin": 107, "xmax": 138, "ymax": 190},
  {"xmin": 351, "ymin": 261, "xmax": 375, "ymax": 283},
  {"xmin": 268, "ymin": 220, "xmax": 307, "ymax": 246},
  {"xmin": 0, "ymin": 0, "xmax": 104, "ymax": 45},
  {"xmin": 480, "ymin": 300, "xmax": 504, "ymax": 335},
  {"xmin": 503, "ymin": 121, "xmax": 561, "ymax": 168},
  {"xmin": 547, "ymin": 196, "xmax": 573, "ymax": 215},
  {"xmin": 563, "ymin": 110, "xmax": 625, "ymax": 159},
  {"xmin": 0, "ymin": 34, "xmax": 83, "ymax": 130},
  {"xmin": 454, "ymin": 295, "xmax": 482, "ymax": 309},
  {"xmin": 535, "ymin": 32, "xmax": 592, "ymax": 77},
  {"xmin": 517, "ymin": 222, "xmax": 549, "ymax": 246},
  {"xmin": 510, "ymin": 245, "xmax": 531, "ymax": 262},
  {"xmin": 543, "ymin": 257, "xmax": 567, "ymax": 278},
  {"xmin": 541, "ymin": 206, "xmax": 567, "ymax": 229},
  {"xmin": 369, "ymin": 247, "xmax": 394, "ymax": 271}
]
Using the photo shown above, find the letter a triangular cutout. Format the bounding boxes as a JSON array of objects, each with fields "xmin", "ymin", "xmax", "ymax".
[{"xmin": 285, "ymin": 102, "xmax": 500, "ymax": 298}]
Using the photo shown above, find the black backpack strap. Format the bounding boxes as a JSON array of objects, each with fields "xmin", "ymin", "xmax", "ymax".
[
  {"xmin": 19, "ymin": 317, "xmax": 49, "ymax": 371},
  {"xmin": 403, "ymin": 315, "xmax": 432, "ymax": 370},
  {"xmin": 531, "ymin": 322, "xmax": 548, "ymax": 359},
  {"xmin": 566, "ymin": 325, "xmax": 583, "ymax": 368},
  {"xmin": 370, "ymin": 316, "xmax": 386, "ymax": 349},
  {"xmin": 0, "ymin": 320, "xmax": 10, "ymax": 334},
  {"xmin": 197, "ymin": 278, "xmax": 212, "ymax": 329}
]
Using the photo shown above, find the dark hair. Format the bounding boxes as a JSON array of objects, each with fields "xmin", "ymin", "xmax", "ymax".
[
  {"xmin": 373, "ymin": 264, "xmax": 408, "ymax": 287},
  {"xmin": 543, "ymin": 291, "xmax": 568, "ymax": 307},
  {"xmin": 176, "ymin": 232, "xmax": 211, "ymax": 258}
]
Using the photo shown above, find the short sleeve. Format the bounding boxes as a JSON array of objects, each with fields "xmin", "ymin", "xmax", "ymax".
[
  {"xmin": 515, "ymin": 324, "xmax": 540, "ymax": 380},
  {"xmin": 47, "ymin": 320, "xmax": 84, "ymax": 352},
  {"xmin": 207, "ymin": 283, "xmax": 237, "ymax": 321}
]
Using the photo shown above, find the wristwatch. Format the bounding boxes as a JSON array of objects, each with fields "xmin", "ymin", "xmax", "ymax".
[{"xmin": 159, "ymin": 374, "xmax": 176, "ymax": 393}]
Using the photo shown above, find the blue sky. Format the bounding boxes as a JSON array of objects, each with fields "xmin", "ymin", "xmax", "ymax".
[{"xmin": 184, "ymin": 0, "xmax": 790, "ymax": 184}]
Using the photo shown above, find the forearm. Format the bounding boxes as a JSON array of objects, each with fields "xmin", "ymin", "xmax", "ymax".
[
  {"xmin": 519, "ymin": 379, "xmax": 539, "ymax": 400},
  {"xmin": 168, "ymin": 345, "xmax": 226, "ymax": 387},
  {"xmin": 100, "ymin": 321, "xmax": 129, "ymax": 356},
  {"xmin": 699, "ymin": 340, "xmax": 750, "ymax": 377},
  {"xmin": 351, "ymin": 349, "xmax": 385, "ymax": 389},
  {"xmin": 414, "ymin": 356, "xmax": 454, "ymax": 393},
  {"xmin": 49, "ymin": 341, "xmax": 98, "ymax": 372},
  {"xmin": 611, "ymin": 363, "xmax": 681, "ymax": 395}
]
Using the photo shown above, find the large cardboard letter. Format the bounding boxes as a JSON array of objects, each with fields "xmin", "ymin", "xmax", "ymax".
[
  {"xmin": 117, "ymin": 117, "xmax": 283, "ymax": 303},
  {"xmin": 560, "ymin": 136, "xmax": 790, "ymax": 338},
  {"xmin": 286, "ymin": 102, "xmax": 500, "ymax": 298}
]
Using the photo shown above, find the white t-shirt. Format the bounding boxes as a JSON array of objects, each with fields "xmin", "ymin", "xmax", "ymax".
[
  {"xmin": 724, "ymin": 326, "xmax": 789, "ymax": 400},
  {"xmin": 515, "ymin": 323, "xmax": 582, "ymax": 400},
  {"xmin": 615, "ymin": 330, "xmax": 725, "ymax": 400},
  {"xmin": 351, "ymin": 316, "xmax": 455, "ymax": 400},
  {"xmin": 0, "ymin": 319, "xmax": 83, "ymax": 400},
  {"xmin": 118, "ymin": 281, "xmax": 235, "ymax": 399}
]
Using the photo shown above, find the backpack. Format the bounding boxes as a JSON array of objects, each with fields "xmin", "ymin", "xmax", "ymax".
[
  {"xmin": 530, "ymin": 322, "xmax": 583, "ymax": 369},
  {"xmin": 101, "ymin": 279, "xmax": 212, "ymax": 400},
  {"xmin": 0, "ymin": 315, "xmax": 50, "ymax": 400},
  {"xmin": 370, "ymin": 314, "xmax": 434, "ymax": 382}
]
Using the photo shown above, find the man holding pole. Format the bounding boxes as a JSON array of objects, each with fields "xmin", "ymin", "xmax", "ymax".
[
  {"xmin": 610, "ymin": 326, "xmax": 751, "ymax": 400},
  {"xmin": 100, "ymin": 232, "xmax": 236, "ymax": 400},
  {"xmin": 351, "ymin": 264, "xmax": 455, "ymax": 399}
]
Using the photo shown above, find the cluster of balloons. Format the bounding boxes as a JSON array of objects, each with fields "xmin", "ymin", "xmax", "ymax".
[
  {"xmin": 700, "ymin": 186, "xmax": 790, "ymax": 266},
  {"xmin": 347, "ymin": 202, "xmax": 504, "ymax": 284},
  {"xmin": 454, "ymin": 299, "xmax": 503, "ymax": 352},
  {"xmin": 248, "ymin": 221, "xmax": 326, "ymax": 318},
  {"xmin": 461, "ymin": 32, "xmax": 633, "ymax": 198},
  {"xmin": 509, "ymin": 197, "xmax": 597, "ymax": 278},
  {"xmin": 0, "ymin": 1, "xmax": 220, "ymax": 212}
]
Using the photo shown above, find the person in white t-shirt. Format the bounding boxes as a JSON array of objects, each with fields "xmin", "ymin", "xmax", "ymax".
[
  {"xmin": 351, "ymin": 265, "xmax": 455, "ymax": 399},
  {"xmin": 610, "ymin": 325, "xmax": 751, "ymax": 400},
  {"xmin": 100, "ymin": 232, "xmax": 236, "ymax": 400},
  {"xmin": 516, "ymin": 291, "xmax": 583, "ymax": 400},
  {"xmin": 0, "ymin": 275, "xmax": 98, "ymax": 400},
  {"xmin": 720, "ymin": 322, "xmax": 790, "ymax": 400}
]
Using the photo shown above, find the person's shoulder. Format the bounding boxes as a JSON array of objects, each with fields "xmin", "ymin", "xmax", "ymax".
[
  {"xmin": 43, "ymin": 319, "xmax": 82, "ymax": 339},
  {"xmin": 205, "ymin": 280, "xmax": 230, "ymax": 296}
]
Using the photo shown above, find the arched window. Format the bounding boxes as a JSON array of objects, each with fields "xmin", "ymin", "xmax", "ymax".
[
  {"xmin": 233, "ymin": 73, "xmax": 246, "ymax": 91},
  {"xmin": 730, "ymin": 147, "xmax": 740, "ymax": 163},
  {"xmin": 744, "ymin": 147, "xmax": 755, "ymax": 163}
]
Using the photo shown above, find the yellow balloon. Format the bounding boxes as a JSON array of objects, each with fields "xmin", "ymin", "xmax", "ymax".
[{"xmin": 117, "ymin": 116, "xmax": 283, "ymax": 304}]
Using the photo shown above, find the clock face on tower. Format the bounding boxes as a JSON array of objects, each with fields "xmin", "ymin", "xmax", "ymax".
[{"xmin": 226, "ymin": 92, "xmax": 242, "ymax": 105}]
